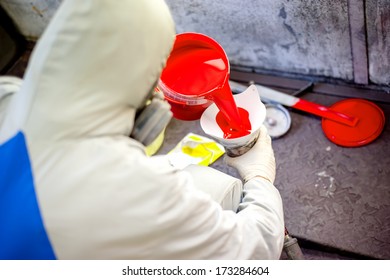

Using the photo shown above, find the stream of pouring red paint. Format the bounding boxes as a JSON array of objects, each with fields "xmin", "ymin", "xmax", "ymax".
[{"xmin": 160, "ymin": 45, "xmax": 251, "ymax": 139}]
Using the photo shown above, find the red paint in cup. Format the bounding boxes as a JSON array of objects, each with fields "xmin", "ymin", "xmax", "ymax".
[{"xmin": 159, "ymin": 33, "xmax": 250, "ymax": 137}]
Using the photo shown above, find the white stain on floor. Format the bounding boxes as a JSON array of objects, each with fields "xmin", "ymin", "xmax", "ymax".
[{"xmin": 315, "ymin": 170, "xmax": 336, "ymax": 197}]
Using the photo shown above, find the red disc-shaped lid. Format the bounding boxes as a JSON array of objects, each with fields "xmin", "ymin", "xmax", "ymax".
[{"xmin": 322, "ymin": 99, "xmax": 385, "ymax": 147}]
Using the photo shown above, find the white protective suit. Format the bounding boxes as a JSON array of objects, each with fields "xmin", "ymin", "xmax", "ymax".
[{"xmin": 0, "ymin": 0, "xmax": 284, "ymax": 259}]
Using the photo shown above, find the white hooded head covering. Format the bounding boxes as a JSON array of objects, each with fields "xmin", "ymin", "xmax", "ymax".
[{"xmin": 1, "ymin": 0, "xmax": 175, "ymax": 142}]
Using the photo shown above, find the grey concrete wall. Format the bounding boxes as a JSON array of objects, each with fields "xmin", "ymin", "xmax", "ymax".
[
  {"xmin": 0, "ymin": 0, "xmax": 61, "ymax": 39},
  {"xmin": 366, "ymin": 0, "xmax": 390, "ymax": 85},
  {"xmin": 166, "ymin": 0, "xmax": 354, "ymax": 81},
  {"xmin": 1, "ymin": 0, "xmax": 389, "ymax": 86}
]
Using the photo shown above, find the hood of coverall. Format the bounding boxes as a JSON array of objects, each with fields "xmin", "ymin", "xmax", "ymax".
[{"xmin": 2, "ymin": 0, "xmax": 175, "ymax": 142}]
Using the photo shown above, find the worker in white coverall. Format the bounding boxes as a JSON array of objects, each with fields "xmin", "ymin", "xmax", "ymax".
[{"xmin": 0, "ymin": 0, "xmax": 284, "ymax": 259}]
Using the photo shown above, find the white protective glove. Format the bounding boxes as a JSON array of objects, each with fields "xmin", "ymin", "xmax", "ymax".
[{"xmin": 225, "ymin": 125, "xmax": 276, "ymax": 183}]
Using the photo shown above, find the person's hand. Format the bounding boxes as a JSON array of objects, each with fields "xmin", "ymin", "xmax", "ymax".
[{"xmin": 224, "ymin": 125, "xmax": 276, "ymax": 183}]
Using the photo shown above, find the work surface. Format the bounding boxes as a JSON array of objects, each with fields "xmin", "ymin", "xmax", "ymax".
[{"xmin": 158, "ymin": 90, "xmax": 390, "ymax": 260}]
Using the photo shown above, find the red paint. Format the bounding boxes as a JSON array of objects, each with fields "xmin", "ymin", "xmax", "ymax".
[
  {"xmin": 160, "ymin": 33, "xmax": 251, "ymax": 138},
  {"xmin": 161, "ymin": 48, "xmax": 226, "ymax": 97},
  {"xmin": 211, "ymin": 80, "xmax": 251, "ymax": 135},
  {"xmin": 321, "ymin": 99, "xmax": 385, "ymax": 147},
  {"xmin": 216, "ymin": 107, "xmax": 251, "ymax": 139}
]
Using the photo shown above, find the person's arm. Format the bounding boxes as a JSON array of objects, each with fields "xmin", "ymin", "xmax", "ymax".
[
  {"xmin": 225, "ymin": 125, "xmax": 285, "ymax": 258},
  {"xmin": 183, "ymin": 164, "xmax": 243, "ymax": 212},
  {"xmin": 155, "ymin": 125, "xmax": 283, "ymax": 259},
  {"xmin": 236, "ymin": 177, "xmax": 285, "ymax": 258}
]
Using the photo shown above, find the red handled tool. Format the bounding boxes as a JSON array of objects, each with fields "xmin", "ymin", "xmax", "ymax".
[{"xmin": 230, "ymin": 81, "xmax": 385, "ymax": 147}]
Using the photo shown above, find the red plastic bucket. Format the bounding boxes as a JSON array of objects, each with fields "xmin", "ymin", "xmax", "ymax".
[{"xmin": 158, "ymin": 32, "xmax": 230, "ymax": 120}]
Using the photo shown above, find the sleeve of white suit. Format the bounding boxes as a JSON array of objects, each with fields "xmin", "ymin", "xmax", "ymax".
[
  {"xmin": 183, "ymin": 164, "xmax": 243, "ymax": 212},
  {"xmin": 237, "ymin": 178, "xmax": 285, "ymax": 258},
  {"xmin": 146, "ymin": 160, "xmax": 285, "ymax": 260}
]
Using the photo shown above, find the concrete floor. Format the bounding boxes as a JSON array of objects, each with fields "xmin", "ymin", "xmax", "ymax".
[
  {"xmin": 157, "ymin": 78, "xmax": 390, "ymax": 260},
  {"xmin": 4, "ymin": 45, "xmax": 389, "ymax": 260}
]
